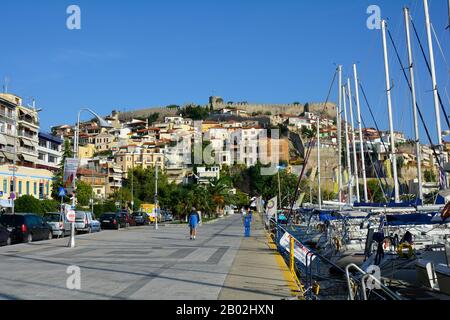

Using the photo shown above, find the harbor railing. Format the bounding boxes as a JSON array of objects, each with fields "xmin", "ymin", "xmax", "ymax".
[{"xmin": 268, "ymin": 218, "xmax": 402, "ymax": 300}]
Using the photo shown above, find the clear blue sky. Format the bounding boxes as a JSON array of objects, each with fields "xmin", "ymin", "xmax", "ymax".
[{"xmin": 1, "ymin": 0, "xmax": 449, "ymax": 144}]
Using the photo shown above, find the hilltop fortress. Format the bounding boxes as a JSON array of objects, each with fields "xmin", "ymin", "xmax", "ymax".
[{"xmin": 119, "ymin": 96, "xmax": 337, "ymax": 121}]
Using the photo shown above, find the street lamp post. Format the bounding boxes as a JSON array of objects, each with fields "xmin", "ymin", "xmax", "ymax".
[
  {"xmin": 154, "ymin": 164, "xmax": 158, "ymax": 230},
  {"xmin": 69, "ymin": 108, "xmax": 112, "ymax": 248}
]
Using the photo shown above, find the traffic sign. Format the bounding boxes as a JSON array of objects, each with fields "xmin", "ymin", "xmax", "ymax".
[
  {"xmin": 10, "ymin": 192, "xmax": 16, "ymax": 200},
  {"xmin": 58, "ymin": 187, "xmax": 66, "ymax": 197},
  {"xmin": 0, "ymin": 191, "xmax": 3, "ymax": 197},
  {"xmin": 66, "ymin": 209, "xmax": 76, "ymax": 223}
]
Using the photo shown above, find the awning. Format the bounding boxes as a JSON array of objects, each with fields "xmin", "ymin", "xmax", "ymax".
[
  {"xmin": 1, "ymin": 151, "xmax": 14, "ymax": 161},
  {"xmin": 0, "ymin": 135, "xmax": 16, "ymax": 147},
  {"xmin": 21, "ymin": 154, "xmax": 37, "ymax": 163},
  {"xmin": 21, "ymin": 139, "xmax": 34, "ymax": 147},
  {"xmin": 112, "ymin": 167, "xmax": 122, "ymax": 173}
]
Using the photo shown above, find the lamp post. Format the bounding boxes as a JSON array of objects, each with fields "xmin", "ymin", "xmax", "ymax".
[{"xmin": 69, "ymin": 108, "xmax": 112, "ymax": 248}]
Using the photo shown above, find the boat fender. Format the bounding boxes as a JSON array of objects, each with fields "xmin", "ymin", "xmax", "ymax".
[
  {"xmin": 397, "ymin": 243, "xmax": 414, "ymax": 259},
  {"xmin": 441, "ymin": 202, "xmax": 450, "ymax": 221}
]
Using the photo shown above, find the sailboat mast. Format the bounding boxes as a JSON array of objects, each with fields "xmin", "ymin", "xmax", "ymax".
[
  {"xmin": 404, "ymin": 7, "xmax": 424, "ymax": 202},
  {"xmin": 337, "ymin": 66, "xmax": 343, "ymax": 205},
  {"xmin": 317, "ymin": 117, "xmax": 322, "ymax": 210},
  {"xmin": 447, "ymin": 0, "xmax": 450, "ymax": 34},
  {"xmin": 342, "ymin": 85, "xmax": 353, "ymax": 204},
  {"xmin": 353, "ymin": 64, "xmax": 369, "ymax": 203},
  {"xmin": 381, "ymin": 19, "xmax": 400, "ymax": 203},
  {"xmin": 424, "ymin": 0, "xmax": 447, "ymax": 189},
  {"xmin": 347, "ymin": 78, "xmax": 360, "ymax": 203}
]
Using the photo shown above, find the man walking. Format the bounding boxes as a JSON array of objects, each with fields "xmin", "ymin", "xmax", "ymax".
[{"xmin": 188, "ymin": 207, "xmax": 200, "ymax": 240}]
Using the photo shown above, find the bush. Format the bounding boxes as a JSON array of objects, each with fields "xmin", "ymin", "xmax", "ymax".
[
  {"xmin": 41, "ymin": 199, "xmax": 60, "ymax": 213},
  {"xmin": 14, "ymin": 195, "xmax": 44, "ymax": 215}
]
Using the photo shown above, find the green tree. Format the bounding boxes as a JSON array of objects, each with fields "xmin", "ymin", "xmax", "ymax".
[
  {"xmin": 75, "ymin": 181, "xmax": 93, "ymax": 207},
  {"xmin": 180, "ymin": 105, "xmax": 210, "ymax": 120},
  {"xmin": 147, "ymin": 113, "xmax": 160, "ymax": 125},
  {"xmin": 15, "ymin": 195, "xmax": 43, "ymax": 215}
]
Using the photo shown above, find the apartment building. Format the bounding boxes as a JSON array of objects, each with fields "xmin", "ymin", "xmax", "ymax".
[
  {"xmin": 37, "ymin": 132, "xmax": 63, "ymax": 172},
  {"xmin": 0, "ymin": 94, "xmax": 17, "ymax": 164}
]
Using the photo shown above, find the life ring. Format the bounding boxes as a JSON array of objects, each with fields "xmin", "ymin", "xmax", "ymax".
[
  {"xmin": 397, "ymin": 243, "xmax": 414, "ymax": 259},
  {"xmin": 441, "ymin": 202, "xmax": 450, "ymax": 220}
]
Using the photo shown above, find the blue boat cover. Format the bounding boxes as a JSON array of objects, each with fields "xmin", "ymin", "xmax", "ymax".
[{"xmin": 386, "ymin": 213, "xmax": 439, "ymax": 226}]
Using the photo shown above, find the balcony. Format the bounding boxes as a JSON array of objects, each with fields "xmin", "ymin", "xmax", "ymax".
[{"xmin": 0, "ymin": 110, "xmax": 15, "ymax": 122}]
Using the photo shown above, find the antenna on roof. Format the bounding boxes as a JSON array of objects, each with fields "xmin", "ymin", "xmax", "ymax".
[{"xmin": 3, "ymin": 76, "xmax": 9, "ymax": 93}]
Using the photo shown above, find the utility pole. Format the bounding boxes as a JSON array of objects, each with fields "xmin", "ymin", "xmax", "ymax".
[
  {"xmin": 424, "ymin": 0, "xmax": 447, "ymax": 189},
  {"xmin": 347, "ymin": 78, "xmax": 360, "ymax": 203},
  {"xmin": 404, "ymin": 7, "xmax": 424, "ymax": 202},
  {"xmin": 342, "ymin": 85, "xmax": 353, "ymax": 204},
  {"xmin": 154, "ymin": 165, "xmax": 158, "ymax": 230},
  {"xmin": 381, "ymin": 19, "xmax": 400, "ymax": 203},
  {"xmin": 353, "ymin": 64, "xmax": 369, "ymax": 203},
  {"xmin": 337, "ymin": 65, "xmax": 343, "ymax": 206}
]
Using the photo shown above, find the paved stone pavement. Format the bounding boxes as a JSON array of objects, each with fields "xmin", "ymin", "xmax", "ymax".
[{"xmin": 0, "ymin": 215, "xmax": 296, "ymax": 300}]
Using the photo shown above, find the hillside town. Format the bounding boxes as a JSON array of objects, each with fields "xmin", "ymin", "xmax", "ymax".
[{"xmin": 0, "ymin": 91, "xmax": 446, "ymax": 215}]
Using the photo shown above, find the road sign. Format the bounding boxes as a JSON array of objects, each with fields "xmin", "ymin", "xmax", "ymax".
[
  {"xmin": 58, "ymin": 187, "xmax": 66, "ymax": 197},
  {"xmin": 0, "ymin": 191, "xmax": 3, "ymax": 197},
  {"xmin": 8, "ymin": 166, "xmax": 18, "ymax": 173},
  {"xmin": 10, "ymin": 192, "xmax": 16, "ymax": 200},
  {"xmin": 66, "ymin": 209, "xmax": 76, "ymax": 223}
]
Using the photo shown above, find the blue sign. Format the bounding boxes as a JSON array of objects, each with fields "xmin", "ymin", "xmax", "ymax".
[
  {"xmin": 0, "ymin": 191, "xmax": 3, "ymax": 197},
  {"xmin": 58, "ymin": 187, "xmax": 66, "ymax": 197}
]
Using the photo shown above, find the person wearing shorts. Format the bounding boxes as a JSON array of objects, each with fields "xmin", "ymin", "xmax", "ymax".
[{"xmin": 188, "ymin": 207, "xmax": 200, "ymax": 240}]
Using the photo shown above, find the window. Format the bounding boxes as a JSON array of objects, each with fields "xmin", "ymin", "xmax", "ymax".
[
  {"xmin": 46, "ymin": 182, "xmax": 49, "ymax": 196},
  {"xmin": 39, "ymin": 139, "xmax": 47, "ymax": 148},
  {"xmin": 34, "ymin": 182, "xmax": 37, "ymax": 195},
  {"xmin": 26, "ymin": 181, "xmax": 30, "ymax": 195},
  {"xmin": 2, "ymin": 180, "xmax": 6, "ymax": 194},
  {"xmin": 38, "ymin": 153, "xmax": 45, "ymax": 161},
  {"xmin": 10, "ymin": 179, "xmax": 14, "ymax": 193},
  {"xmin": 18, "ymin": 181, "xmax": 22, "ymax": 195},
  {"xmin": 48, "ymin": 155, "xmax": 56, "ymax": 163},
  {"xmin": 39, "ymin": 183, "xmax": 44, "ymax": 199}
]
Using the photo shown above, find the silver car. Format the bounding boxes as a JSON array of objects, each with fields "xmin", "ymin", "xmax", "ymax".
[
  {"xmin": 74, "ymin": 211, "xmax": 95, "ymax": 234},
  {"xmin": 44, "ymin": 212, "xmax": 71, "ymax": 238}
]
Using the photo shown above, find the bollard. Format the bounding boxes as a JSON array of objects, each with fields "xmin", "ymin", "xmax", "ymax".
[
  {"xmin": 244, "ymin": 215, "xmax": 252, "ymax": 237},
  {"xmin": 290, "ymin": 236, "xmax": 295, "ymax": 273}
]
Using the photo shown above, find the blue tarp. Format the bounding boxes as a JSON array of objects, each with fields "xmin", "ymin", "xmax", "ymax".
[
  {"xmin": 354, "ymin": 200, "xmax": 423, "ymax": 208},
  {"xmin": 385, "ymin": 213, "xmax": 439, "ymax": 226}
]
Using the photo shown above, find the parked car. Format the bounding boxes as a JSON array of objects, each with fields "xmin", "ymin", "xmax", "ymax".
[
  {"xmin": 90, "ymin": 216, "xmax": 102, "ymax": 233},
  {"xmin": 44, "ymin": 212, "xmax": 71, "ymax": 238},
  {"xmin": 0, "ymin": 214, "xmax": 53, "ymax": 243},
  {"xmin": 0, "ymin": 223, "xmax": 11, "ymax": 246},
  {"xmin": 162, "ymin": 212, "xmax": 174, "ymax": 222},
  {"xmin": 99, "ymin": 212, "xmax": 128, "ymax": 230},
  {"xmin": 132, "ymin": 212, "xmax": 149, "ymax": 226},
  {"xmin": 74, "ymin": 211, "xmax": 95, "ymax": 234}
]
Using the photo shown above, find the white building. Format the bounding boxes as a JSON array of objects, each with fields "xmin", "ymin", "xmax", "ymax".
[{"xmin": 37, "ymin": 132, "xmax": 63, "ymax": 172}]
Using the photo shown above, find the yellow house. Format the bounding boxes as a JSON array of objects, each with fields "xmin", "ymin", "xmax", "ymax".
[
  {"xmin": 78, "ymin": 144, "xmax": 96, "ymax": 159},
  {"xmin": 201, "ymin": 121, "xmax": 220, "ymax": 133},
  {"xmin": 0, "ymin": 164, "xmax": 54, "ymax": 202}
]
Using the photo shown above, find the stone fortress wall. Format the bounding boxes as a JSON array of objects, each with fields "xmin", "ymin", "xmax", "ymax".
[
  {"xmin": 118, "ymin": 96, "xmax": 337, "ymax": 121},
  {"xmin": 209, "ymin": 96, "xmax": 337, "ymax": 120}
]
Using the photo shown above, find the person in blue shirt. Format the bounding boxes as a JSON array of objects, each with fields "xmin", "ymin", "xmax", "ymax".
[{"xmin": 188, "ymin": 207, "xmax": 200, "ymax": 240}]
